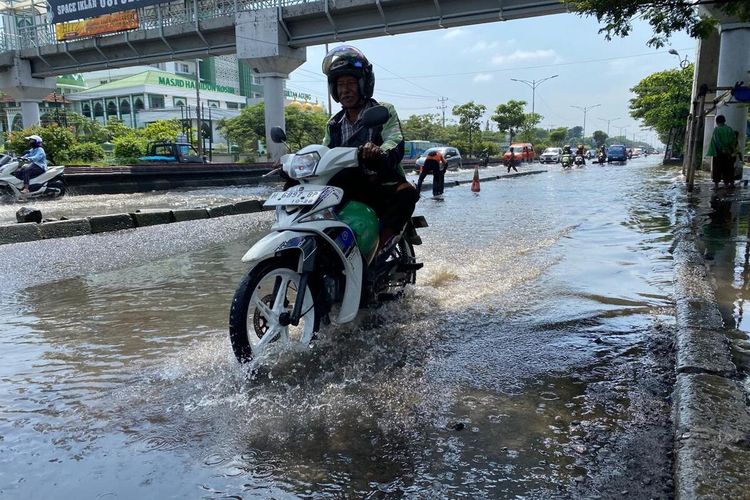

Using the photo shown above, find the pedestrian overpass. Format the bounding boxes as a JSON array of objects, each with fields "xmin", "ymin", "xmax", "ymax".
[{"xmin": 0, "ymin": 0, "xmax": 569, "ymax": 157}]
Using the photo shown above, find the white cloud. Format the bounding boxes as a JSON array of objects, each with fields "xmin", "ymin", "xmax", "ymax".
[
  {"xmin": 442, "ymin": 28, "xmax": 465, "ymax": 40},
  {"xmin": 464, "ymin": 40, "xmax": 500, "ymax": 53},
  {"xmin": 473, "ymin": 73, "xmax": 494, "ymax": 83},
  {"xmin": 491, "ymin": 49, "xmax": 557, "ymax": 65}
]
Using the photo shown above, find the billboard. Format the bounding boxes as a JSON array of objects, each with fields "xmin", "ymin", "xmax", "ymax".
[
  {"xmin": 54, "ymin": 10, "xmax": 139, "ymax": 41},
  {"xmin": 48, "ymin": 0, "xmax": 161, "ymax": 24}
]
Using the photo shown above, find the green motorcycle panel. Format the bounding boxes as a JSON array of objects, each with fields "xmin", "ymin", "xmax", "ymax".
[{"xmin": 337, "ymin": 200, "xmax": 379, "ymax": 263}]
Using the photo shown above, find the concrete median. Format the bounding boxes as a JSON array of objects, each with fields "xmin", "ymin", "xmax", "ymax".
[
  {"xmin": 172, "ymin": 208, "xmax": 210, "ymax": 222},
  {"xmin": 0, "ymin": 222, "xmax": 40, "ymax": 244},
  {"xmin": 88, "ymin": 213, "xmax": 135, "ymax": 234},
  {"xmin": 207, "ymin": 204, "xmax": 239, "ymax": 218},
  {"xmin": 131, "ymin": 210, "xmax": 174, "ymax": 227},
  {"xmin": 39, "ymin": 218, "xmax": 92, "ymax": 239}
]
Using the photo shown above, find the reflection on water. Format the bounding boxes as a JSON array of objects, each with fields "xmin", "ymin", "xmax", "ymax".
[
  {"xmin": 695, "ymin": 188, "xmax": 750, "ymax": 380},
  {"xmin": 0, "ymin": 158, "xmax": 678, "ymax": 497}
]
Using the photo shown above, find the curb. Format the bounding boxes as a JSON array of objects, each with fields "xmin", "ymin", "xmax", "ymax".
[
  {"xmin": 0, "ymin": 169, "xmax": 547, "ymax": 246},
  {"xmin": 672, "ymin": 199, "xmax": 750, "ymax": 498},
  {"xmin": 0, "ymin": 198, "xmax": 266, "ymax": 246}
]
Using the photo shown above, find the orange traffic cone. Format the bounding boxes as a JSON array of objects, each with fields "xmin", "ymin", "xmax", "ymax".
[{"xmin": 471, "ymin": 167, "xmax": 480, "ymax": 192}]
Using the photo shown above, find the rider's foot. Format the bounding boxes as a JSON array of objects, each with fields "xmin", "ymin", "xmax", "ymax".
[{"xmin": 21, "ymin": 187, "xmax": 29, "ymax": 194}]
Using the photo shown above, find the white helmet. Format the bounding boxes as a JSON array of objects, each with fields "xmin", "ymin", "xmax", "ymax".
[{"xmin": 25, "ymin": 135, "xmax": 43, "ymax": 146}]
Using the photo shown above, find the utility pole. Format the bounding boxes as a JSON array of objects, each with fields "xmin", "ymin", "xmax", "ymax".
[
  {"xmin": 510, "ymin": 74, "xmax": 558, "ymax": 115},
  {"xmin": 598, "ymin": 116, "xmax": 621, "ymax": 136},
  {"xmin": 325, "ymin": 43, "xmax": 332, "ymax": 117},
  {"xmin": 571, "ymin": 104, "xmax": 601, "ymax": 141},
  {"xmin": 194, "ymin": 59, "xmax": 203, "ymax": 157},
  {"xmin": 614, "ymin": 125, "xmax": 627, "ymax": 140},
  {"xmin": 437, "ymin": 97, "xmax": 448, "ymax": 127}
]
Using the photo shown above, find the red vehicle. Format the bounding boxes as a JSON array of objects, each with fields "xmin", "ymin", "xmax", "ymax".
[{"xmin": 502, "ymin": 143, "xmax": 535, "ymax": 163}]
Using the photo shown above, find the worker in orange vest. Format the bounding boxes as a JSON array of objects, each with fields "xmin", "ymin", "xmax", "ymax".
[{"xmin": 416, "ymin": 149, "xmax": 447, "ymax": 197}]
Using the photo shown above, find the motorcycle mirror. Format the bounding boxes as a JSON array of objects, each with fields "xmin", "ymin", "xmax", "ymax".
[
  {"xmin": 270, "ymin": 127, "xmax": 287, "ymax": 144},
  {"xmin": 361, "ymin": 106, "xmax": 389, "ymax": 128}
]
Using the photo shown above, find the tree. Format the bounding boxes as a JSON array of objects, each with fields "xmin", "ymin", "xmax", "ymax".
[
  {"xmin": 592, "ymin": 130, "xmax": 609, "ymax": 147},
  {"xmin": 517, "ymin": 113, "xmax": 543, "ymax": 142},
  {"xmin": 284, "ymin": 106, "xmax": 329, "ymax": 150},
  {"xmin": 452, "ymin": 101, "xmax": 486, "ymax": 157},
  {"xmin": 549, "ymin": 127, "xmax": 568, "ymax": 145},
  {"xmin": 570, "ymin": 0, "xmax": 750, "ymax": 48},
  {"xmin": 629, "ymin": 64, "xmax": 693, "ymax": 147},
  {"xmin": 567, "ymin": 126, "xmax": 583, "ymax": 140},
  {"xmin": 401, "ymin": 113, "xmax": 444, "ymax": 142},
  {"xmin": 218, "ymin": 102, "xmax": 265, "ymax": 154},
  {"xmin": 140, "ymin": 119, "xmax": 183, "ymax": 142},
  {"xmin": 6, "ymin": 125, "xmax": 74, "ymax": 164},
  {"xmin": 491, "ymin": 100, "xmax": 526, "ymax": 146},
  {"xmin": 217, "ymin": 102, "xmax": 328, "ymax": 156}
]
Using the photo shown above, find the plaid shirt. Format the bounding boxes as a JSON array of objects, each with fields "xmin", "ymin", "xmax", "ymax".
[{"xmin": 338, "ymin": 102, "xmax": 373, "ymax": 145}]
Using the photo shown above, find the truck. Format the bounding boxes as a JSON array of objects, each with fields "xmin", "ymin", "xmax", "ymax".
[{"xmin": 138, "ymin": 141, "xmax": 206, "ymax": 164}]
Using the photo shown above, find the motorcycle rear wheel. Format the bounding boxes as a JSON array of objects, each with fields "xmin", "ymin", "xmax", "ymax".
[{"xmin": 229, "ymin": 257, "xmax": 320, "ymax": 363}]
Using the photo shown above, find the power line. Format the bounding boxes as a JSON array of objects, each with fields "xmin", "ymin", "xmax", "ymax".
[{"xmin": 371, "ymin": 47, "xmax": 693, "ymax": 81}]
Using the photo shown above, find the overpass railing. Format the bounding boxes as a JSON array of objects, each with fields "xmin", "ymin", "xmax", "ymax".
[{"xmin": 0, "ymin": 0, "xmax": 314, "ymax": 52}]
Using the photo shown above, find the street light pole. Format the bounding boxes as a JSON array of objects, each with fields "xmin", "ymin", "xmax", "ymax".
[
  {"xmin": 668, "ymin": 49, "xmax": 691, "ymax": 69},
  {"xmin": 571, "ymin": 104, "xmax": 601, "ymax": 141},
  {"xmin": 598, "ymin": 116, "xmax": 621, "ymax": 136},
  {"xmin": 510, "ymin": 74, "xmax": 558, "ymax": 115}
]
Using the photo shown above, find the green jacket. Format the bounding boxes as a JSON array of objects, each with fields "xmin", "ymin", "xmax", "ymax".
[
  {"xmin": 707, "ymin": 123, "xmax": 737, "ymax": 157},
  {"xmin": 323, "ymin": 99, "xmax": 406, "ymax": 184}
]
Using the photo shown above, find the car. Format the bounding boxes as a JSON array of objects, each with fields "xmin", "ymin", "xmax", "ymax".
[
  {"xmin": 502, "ymin": 142, "xmax": 535, "ymax": 163},
  {"xmin": 539, "ymin": 147, "xmax": 562, "ymax": 164},
  {"xmin": 607, "ymin": 144, "xmax": 628, "ymax": 164},
  {"xmin": 138, "ymin": 141, "xmax": 206, "ymax": 164},
  {"xmin": 415, "ymin": 146, "xmax": 463, "ymax": 171}
]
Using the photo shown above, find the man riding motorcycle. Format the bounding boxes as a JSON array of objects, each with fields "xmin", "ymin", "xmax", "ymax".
[
  {"xmin": 308, "ymin": 45, "xmax": 418, "ymax": 250},
  {"xmin": 575, "ymin": 144, "xmax": 586, "ymax": 165}
]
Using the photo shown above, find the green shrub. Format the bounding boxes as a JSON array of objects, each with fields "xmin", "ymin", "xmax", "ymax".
[
  {"xmin": 69, "ymin": 142, "xmax": 105, "ymax": 162},
  {"xmin": 5, "ymin": 125, "xmax": 74, "ymax": 164},
  {"xmin": 113, "ymin": 136, "xmax": 145, "ymax": 162}
]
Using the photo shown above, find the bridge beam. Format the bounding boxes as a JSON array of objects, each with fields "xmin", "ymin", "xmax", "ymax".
[
  {"xmin": 236, "ymin": 9, "xmax": 307, "ymax": 161},
  {"xmin": 0, "ymin": 58, "xmax": 55, "ymax": 127}
]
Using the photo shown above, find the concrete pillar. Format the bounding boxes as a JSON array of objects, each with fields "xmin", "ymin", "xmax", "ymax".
[
  {"xmin": 236, "ymin": 9, "xmax": 306, "ymax": 160},
  {"xmin": 0, "ymin": 58, "xmax": 55, "ymax": 128},
  {"xmin": 19, "ymin": 100, "xmax": 41, "ymax": 127},
  {"xmin": 690, "ymin": 29, "xmax": 721, "ymax": 169},
  {"xmin": 715, "ymin": 22, "xmax": 750, "ymax": 156}
]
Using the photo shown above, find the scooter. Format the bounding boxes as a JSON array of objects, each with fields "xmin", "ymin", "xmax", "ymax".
[
  {"xmin": 574, "ymin": 154, "xmax": 586, "ymax": 167},
  {"xmin": 0, "ymin": 154, "xmax": 66, "ymax": 201},
  {"xmin": 228, "ymin": 106, "xmax": 427, "ymax": 364},
  {"xmin": 597, "ymin": 153, "xmax": 607, "ymax": 165},
  {"xmin": 561, "ymin": 154, "xmax": 573, "ymax": 169}
]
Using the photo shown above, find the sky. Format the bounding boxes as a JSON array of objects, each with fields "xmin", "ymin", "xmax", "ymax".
[{"xmin": 284, "ymin": 12, "xmax": 696, "ymax": 146}]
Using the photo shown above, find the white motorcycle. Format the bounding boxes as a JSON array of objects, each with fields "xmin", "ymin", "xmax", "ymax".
[
  {"xmin": 228, "ymin": 106, "xmax": 427, "ymax": 364},
  {"xmin": 0, "ymin": 154, "xmax": 66, "ymax": 201}
]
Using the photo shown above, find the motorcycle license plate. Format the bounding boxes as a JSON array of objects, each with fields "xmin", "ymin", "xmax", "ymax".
[{"xmin": 264, "ymin": 189, "xmax": 324, "ymax": 206}]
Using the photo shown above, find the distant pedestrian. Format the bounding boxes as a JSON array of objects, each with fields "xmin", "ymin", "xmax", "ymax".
[
  {"xmin": 416, "ymin": 149, "xmax": 447, "ymax": 196},
  {"xmin": 506, "ymin": 146, "xmax": 519, "ymax": 173},
  {"xmin": 707, "ymin": 115, "xmax": 737, "ymax": 189}
]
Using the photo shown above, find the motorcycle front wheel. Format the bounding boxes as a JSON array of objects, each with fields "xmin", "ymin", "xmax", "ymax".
[{"xmin": 229, "ymin": 257, "xmax": 321, "ymax": 363}]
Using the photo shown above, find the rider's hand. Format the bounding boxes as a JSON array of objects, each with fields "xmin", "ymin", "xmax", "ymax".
[{"xmin": 360, "ymin": 142, "xmax": 382, "ymax": 160}]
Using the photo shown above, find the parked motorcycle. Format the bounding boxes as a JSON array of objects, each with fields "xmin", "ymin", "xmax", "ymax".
[
  {"xmin": 228, "ymin": 106, "xmax": 426, "ymax": 364},
  {"xmin": 0, "ymin": 154, "xmax": 66, "ymax": 201}
]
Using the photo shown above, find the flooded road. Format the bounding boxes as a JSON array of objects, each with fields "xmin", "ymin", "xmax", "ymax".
[{"xmin": 1, "ymin": 157, "xmax": 679, "ymax": 498}]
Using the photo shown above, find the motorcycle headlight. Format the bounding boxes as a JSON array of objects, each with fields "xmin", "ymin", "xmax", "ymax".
[
  {"xmin": 299, "ymin": 207, "xmax": 338, "ymax": 223},
  {"xmin": 288, "ymin": 152, "xmax": 320, "ymax": 179}
]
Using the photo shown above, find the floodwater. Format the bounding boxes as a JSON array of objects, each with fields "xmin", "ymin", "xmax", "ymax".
[
  {"xmin": 1, "ymin": 157, "xmax": 679, "ymax": 498},
  {"xmin": 692, "ymin": 180, "xmax": 750, "ymax": 384}
]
